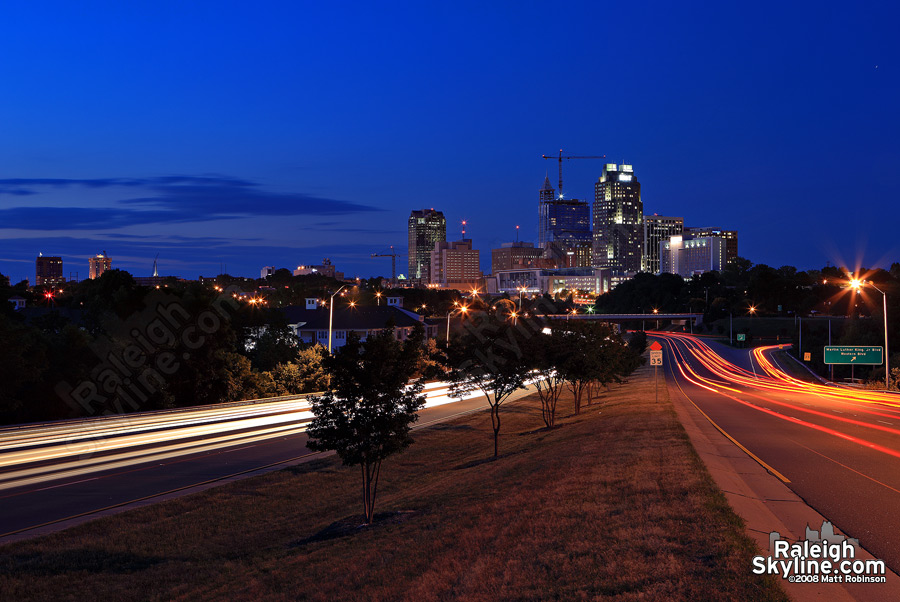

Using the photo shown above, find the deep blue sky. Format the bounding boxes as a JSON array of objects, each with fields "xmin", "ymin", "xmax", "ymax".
[{"xmin": 1, "ymin": 1, "xmax": 898, "ymax": 283}]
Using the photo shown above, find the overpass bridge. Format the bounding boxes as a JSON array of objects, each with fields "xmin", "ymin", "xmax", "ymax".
[{"xmin": 549, "ymin": 312, "xmax": 704, "ymax": 330}]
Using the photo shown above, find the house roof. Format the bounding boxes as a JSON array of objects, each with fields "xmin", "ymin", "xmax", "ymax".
[{"xmin": 279, "ymin": 305, "xmax": 423, "ymax": 330}]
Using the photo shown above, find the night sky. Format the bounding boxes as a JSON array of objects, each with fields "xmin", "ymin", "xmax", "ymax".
[{"xmin": 1, "ymin": 2, "xmax": 897, "ymax": 283}]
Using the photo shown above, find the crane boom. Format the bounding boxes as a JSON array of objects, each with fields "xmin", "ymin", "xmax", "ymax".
[
  {"xmin": 370, "ymin": 245, "xmax": 406, "ymax": 284},
  {"xmin": 541, "ymin": 150, "xmax": 606, "ymax": 198}
]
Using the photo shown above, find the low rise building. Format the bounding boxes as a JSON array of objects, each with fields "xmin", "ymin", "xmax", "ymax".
[
  {"xmin": 293, "ymin": 258, "xmax": 344, "ymax": 280},
  {"xmin": 280, "ymin": 300, "xmax": 436, "ymax": 350},
  {"xmin": 487, "ymin": 267, "xmax": 611, "ymax": 296},
  {"xmin": 491, "ymin": 242, "xmax": 544, "ymax": 273}
]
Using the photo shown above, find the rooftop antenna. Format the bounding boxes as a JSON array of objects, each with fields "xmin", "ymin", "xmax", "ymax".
[
  {"xmin": 515, "ymin": 225, "xmax": 520, "ymax": 242},
  {"xmin": 461, "ymin": 219, "xmax": 467, "ymax": 239}
]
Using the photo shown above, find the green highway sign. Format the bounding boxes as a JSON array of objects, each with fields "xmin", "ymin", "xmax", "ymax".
[
  {"xmin": 823, "ymin": 346, "xmax": 883, "ymax": 365},
  {"xmin": 736, "ymin": 333, "xmax": 746, "ymax": 342}
]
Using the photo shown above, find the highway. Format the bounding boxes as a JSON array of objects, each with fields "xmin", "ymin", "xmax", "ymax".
[
  {"xmin": 0, "ymin": 381, "xmax": 502, "ymax": 541},
  {"xmin": 656, "ymin": 332, "xmax": 900, "ymax": 573}
]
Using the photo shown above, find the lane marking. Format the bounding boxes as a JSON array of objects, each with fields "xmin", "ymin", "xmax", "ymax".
[
  {"xmin": 791, "ymin": 441, "xmax": 900, "ymax": 496},
  {"xmin": 661, "ymin": 340, "xmax": 791, "ymax": 483}
]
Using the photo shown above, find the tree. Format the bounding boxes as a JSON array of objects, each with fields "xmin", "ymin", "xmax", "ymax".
[
  {"xmin": 269, "ymin": 346, "xmax": 328, "ymax": 394},
  {"xmin": 305, "ymin": 329, "xmax": 426, "ymax": 524},
  {"xmin": 448, "ymin": 315, "xmax": 529, "ymax": 457},
  {"xmin": 557, "ymin": 325, "xmax": 597, "ymax": 415},
  {"xmin": 524, "ymin": 330, "xmax": 566, "ymax": 428}
]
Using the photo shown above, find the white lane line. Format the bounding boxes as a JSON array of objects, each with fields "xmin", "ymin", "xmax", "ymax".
[
  {"xmin": 878, "ymin": 420, "xmax": 894, "ymax": 425},
  {"xmin": 31, "ymin": 476, "xmax": 100, "ymax": 493}
]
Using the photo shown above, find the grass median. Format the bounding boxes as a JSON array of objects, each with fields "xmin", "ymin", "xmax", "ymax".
[{"xmin": 1, "ymin": 361, "xmax": 787, "ymax": 601}]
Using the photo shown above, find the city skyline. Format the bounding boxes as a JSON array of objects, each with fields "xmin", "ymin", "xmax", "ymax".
[{"xmin": 0, "ymin": 2, "xmax": 898, "ymax": 282}]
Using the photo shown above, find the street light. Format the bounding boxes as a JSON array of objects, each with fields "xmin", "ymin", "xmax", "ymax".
[
  {"xmin": 851, "ymin": 279, "xmax": 890, "ymax": 390},
  {"xmin": 375, "ymin": 291, "xmax": 382, "ymax": 306},
  {"xmin": 327, "ymin": 285, "xmax": 346, "ymax": 354},
  {"xmin": 446, "ymin": 305, "xmax": 468, "ymax": 347},
  {"xmin": 653, "ymin": 308, "xmax": 659, "ymax": 330}
]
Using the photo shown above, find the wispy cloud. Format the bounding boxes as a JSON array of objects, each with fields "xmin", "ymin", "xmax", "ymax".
[{"xmin": 0, "ymin": 175, "xmax": 382, "ymax": 230}]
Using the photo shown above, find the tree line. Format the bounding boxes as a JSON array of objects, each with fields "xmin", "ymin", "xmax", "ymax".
[{"xmin": 307, "ymin": 309, "xmax": 644, "ymax": 523}]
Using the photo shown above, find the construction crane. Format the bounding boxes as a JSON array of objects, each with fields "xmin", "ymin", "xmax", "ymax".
[
  {"xmin": 541, "ymin": 149, "xmax": 606, "ymax": 199},
  {"xmin": 371, "ymin": 245, "xmax": 406, "ymax": 284}
]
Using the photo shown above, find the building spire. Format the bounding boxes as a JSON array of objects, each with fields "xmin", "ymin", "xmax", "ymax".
[{"xmin": 541, "ymin": 173, "xmax": 554, "ymax": 191}]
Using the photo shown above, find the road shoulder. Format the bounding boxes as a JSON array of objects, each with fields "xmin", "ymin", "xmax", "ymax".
[{"xmin": 666, "ymin": 374, "xmax": 900, "ymax": 602}]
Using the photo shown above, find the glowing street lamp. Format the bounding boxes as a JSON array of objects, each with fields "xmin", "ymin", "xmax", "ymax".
[
  {"xmin": 327, "ymin": 285, "xmax": 346, "ymax": 354},
  {"xmin": 851, "ymin": 279, "xmax": 890, "ymax": 389},
  {"xmin": 446, "ymin": 305, "xmax": 468, "ymax": 347},
  {"xmin": 375, "ymin": 291, "xmax": 382, "ymax": 306}
]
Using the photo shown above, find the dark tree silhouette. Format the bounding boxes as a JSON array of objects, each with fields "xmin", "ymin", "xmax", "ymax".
[{"xmin": 306, "ymin": 329, "xmax": 426, "ymax": 524}]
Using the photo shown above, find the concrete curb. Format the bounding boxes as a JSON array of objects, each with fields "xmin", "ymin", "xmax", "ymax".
[{"xmin": 666, "ymin": 375, "xmax": 900, "ymax": 602}]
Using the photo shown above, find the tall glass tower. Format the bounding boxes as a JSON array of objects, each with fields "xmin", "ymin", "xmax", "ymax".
[
  {"xmin": 593, "ymin": 164, "xmax": 643, "ymax": 274},
  {"xmin": 408, "ymin": 209, "xmax": 446, "ymax": 283},
  {"xmin": 538, "ymin": 175, "xmax": 592, "ymax": 268}
]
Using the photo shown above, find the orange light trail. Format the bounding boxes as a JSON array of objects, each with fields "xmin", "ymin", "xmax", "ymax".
[{"xmin": 652, "ymin": 332, "xmax": 900, "ymax": 460}]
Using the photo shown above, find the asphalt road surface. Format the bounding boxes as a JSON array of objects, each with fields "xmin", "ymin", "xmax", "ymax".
[
  {"xmin": 0, "ymin": 382, "xmax": 529, "ymax": 542},
  {"xmin": 655, "ymin": 332, "xmax": 900, "ymax": 573}
]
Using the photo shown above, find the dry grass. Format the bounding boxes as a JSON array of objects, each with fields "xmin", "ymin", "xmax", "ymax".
[{"xmin": 0, "ymin": 362, "xmax": 787, "ymax": 601}]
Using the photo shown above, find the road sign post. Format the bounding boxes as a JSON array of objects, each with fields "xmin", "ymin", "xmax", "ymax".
[
  {"xmin": 823, "ymin": 346, "xmax": 883, "ymax": 365},
  {"xmin": 649, "ymin": 341, "xmax": 663, "ymax": 403}
]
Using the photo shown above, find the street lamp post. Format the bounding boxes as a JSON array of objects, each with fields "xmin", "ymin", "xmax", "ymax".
[
  {"xmin": 446, "ymin": 306, "xmax": 468, "ymax": 347},
  {"xmin": 852, "ymin": 279, "xmax": 890, "ymax": 389},
  {"xmin": 327, "ymin": 285, "xmax": 346, "ymax": 354}
]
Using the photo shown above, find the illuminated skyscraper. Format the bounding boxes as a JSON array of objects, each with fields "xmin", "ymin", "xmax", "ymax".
[
  {"xmin": 593, "ymin": 163, "xmax": 643, "ymax": 274},
  {"xmin": 89, "ymin": 251, "xmax": 112, "ymax": 279},
  {"xmin": 643, "ymin": 215, "xmax": 683, "ymax": 274},
  {"xmin": 538, "ymin": 175, "xmax": 592, "ymax": 267},
  {"xmin": 408, "ymin": 209, "xmax": 446, "ymax": 283},
  {"xmin": 538, "ymin": 176, "xmax": 591, "ymax": 244}
]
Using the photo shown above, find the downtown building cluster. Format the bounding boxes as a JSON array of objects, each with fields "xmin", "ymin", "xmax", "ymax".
[{"xmin": 407, "ymin": 162, "xmax": 737, "ymax": 299}]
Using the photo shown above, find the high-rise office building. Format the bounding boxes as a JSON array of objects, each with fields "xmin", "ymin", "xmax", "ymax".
[
  {"xmin": 430, "ymin": 239, "xmax": 481, "ymax": 289},
  {"xmin": 89, "ymin": 252, "xmax": 112, "ymax": 279},
  {"xmin": 538, "ymin": 175, "xmax": 592, "ymax": 267},
  {"xmin": 593, "ymin": 163, "xmax": 643, "ymax": 274},
  {"xmin": 660, "ymin": 234, "xmax": 726, "ymax": 277},
  {"xmin": 643, "ymin": 215, "xmax": 683, "ymax": 274},
  {"xmin": 35, "ymin": 254, "xmax": 64, "ymax": 287},
  {"xmin": 408, "ymin": 209, "xmax": 446, "ymax": 283},
  {"xmin": 684, "ymin": 227, "xmax": 738, "ymax": 264},
  {"xmin": 539, "ymin": 176, "xmax": 591, "ymax": 244}
]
